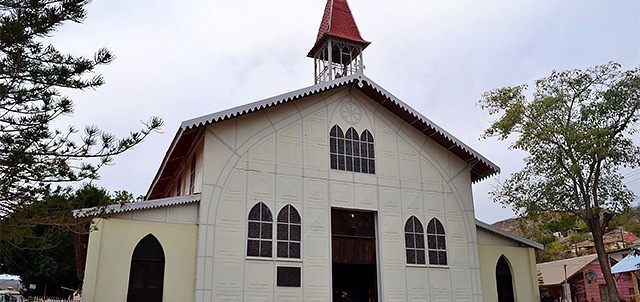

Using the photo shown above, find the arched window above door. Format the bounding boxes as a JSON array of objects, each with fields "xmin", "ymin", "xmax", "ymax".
[{"xmin": 330, "ymin": 125, "xmax": 375, "ymax": 174}]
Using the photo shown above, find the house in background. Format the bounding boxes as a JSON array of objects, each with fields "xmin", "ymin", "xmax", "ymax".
[
  {"xmin": 75, "ymin": 0, "xmax": 542, "ymax": 301},
  {"xmin": 538, "ymin": 254, "xmax": 638, "ymax": 302},
  {"xmin": 574, "ymin": 229, "xmax": 637, "ymax": 255}
]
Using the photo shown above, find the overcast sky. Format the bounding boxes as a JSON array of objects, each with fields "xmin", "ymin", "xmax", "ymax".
[{"xmin": 52, "ymin": 0, "xmax": 640, "ymax": 224}]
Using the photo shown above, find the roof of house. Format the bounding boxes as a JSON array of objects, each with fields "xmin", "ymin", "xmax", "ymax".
[
  {"xmin": 146, "ymin": 74, "xmax": 500, "ymax": 199},
  {"xmin": 476, "ymin": 219, "xmax": 543, "ymax": 250},
  {"xmin": 537, "ymin": 254, "xmax": 599, "ymax": 286},
  {"xmin": 575, "ymin": 229, "xmax": 636, "ymax": 248},
  {"xmin": 73, "ymin": 194, "xmax": 201, "ymax": 218},
  {"xmin": 611, "ymin": 251, "xmax": 640, "ymax": 274},
  {"xmin": 308, "ymin": 0, "xmax": 369, "ymax": 57}
]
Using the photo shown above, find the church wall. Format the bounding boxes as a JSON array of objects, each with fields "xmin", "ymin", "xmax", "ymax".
[
  {"xmin": 196, "ymin": 86, "xmax": 480, "ymax": 301},
  {"xmin": 477, "ymin": 228, "xmax": 540, "ymax": 302},
  {"xmin": 81, "ymin": 216, "xmax": 198, "ymax": 302}
]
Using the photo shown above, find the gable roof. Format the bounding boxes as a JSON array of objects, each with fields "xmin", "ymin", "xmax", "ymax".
[
  {"xmin": 146, "ymin": 74, "xmax": 500, "ymax": 199},
  {"xmin": 537, "ymin": 254, "xmax": 599, "ymax": 286},
  {"xmin": 308, "ymin": 0, "xmax": 370, "ymax": 57},
  {"xmin": 476, "ymin": 219, "xmax": 543, "ymax": 250},
  {"xmin": 73, "ymin": 194, "xmax": 201, "ymax": 218}
]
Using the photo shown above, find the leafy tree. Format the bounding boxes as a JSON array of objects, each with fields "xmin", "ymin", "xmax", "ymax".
[
  {"xmin": 0, "ymin": 0, "xmax": 162, "ymax": 222},
  {"xmin": 0, "ymin": 184, "xmax": 123, "ymax": 296},
  {"xmin": 479, "ymin": 62, "xmax": 640, "ymax": 302}
]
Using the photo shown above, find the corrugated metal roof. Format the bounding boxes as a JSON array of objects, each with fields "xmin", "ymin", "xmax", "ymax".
[
  {"xmin": 476, "ymin": 219, "xmax": 544, "ymax": 250},
  {"xmin": 73, "ymin": 194, "xmax": 201, "ymax": 218},
  {"xmin": 537, "ymin": 254, "xmax": 598, "ymax": 286},
  {"xmin": 147, "ymin": 74, "xmax": 500, "ymax": 199}
]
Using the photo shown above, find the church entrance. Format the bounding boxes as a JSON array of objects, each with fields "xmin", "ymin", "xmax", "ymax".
[
  {"xmin": 331, "ymin": 208, "xmax": 378, "ymax": 302},
  {"xmin": 496, "ymin": 256, "xmax": 515, "ymax": 302}
]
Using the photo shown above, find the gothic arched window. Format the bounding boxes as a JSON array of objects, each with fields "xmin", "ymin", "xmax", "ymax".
[
  {"xmin": 360, "ymin": 130, "xmax": 375, "ymax": 174},
  {"xmin": 404, "ymin": 216, "xmax": 426, "ymax": 264},
  {"xmin": 127, "ymin": 234, "xmax": 165, "ymax": 302},
  {"xmin": 277, "ymin": 204, "xmax": 301, "ymax": 258},
  {"xmin": 330, "ymin": 125, "xmax": 375, "ymax": 174},
  {"xmin": 426, "ymin": 218, "xmax": 447, "ymax": 266},
  {"xmin": 247, "ymin": 202, "xmax": 273, "ymax": 257}
]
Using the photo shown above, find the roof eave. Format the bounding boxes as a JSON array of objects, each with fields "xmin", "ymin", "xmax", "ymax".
[
  {"xmin": 149, "ymin": 74, "xmax": 499, "ymax": 199},
  {"xmin": 476, "ymin": 219, "xmax": 544, "ymax": 250}
]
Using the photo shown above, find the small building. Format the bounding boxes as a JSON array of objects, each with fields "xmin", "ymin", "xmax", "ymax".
[
  {"xmin": 75, "ymin": 0, "xmax": 543, "ymax": 301},
  {"xmin": 574, "ymin": 229, "xmax": 637, "ymax": 255},
  {"xmin": 538, "ymin": 254, "xmax": 637, "ymax": 302}
]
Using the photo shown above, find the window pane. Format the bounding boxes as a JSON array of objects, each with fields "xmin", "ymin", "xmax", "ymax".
[
  {"xmin": 416, "ymin": 234, "xmax": 425, "ymax": 249},
  {"xmin": 405, "ymin": 218, "xmax": 414, "ymax": 232},
  {"xmin": 277, "ymin": 242, "xmax": 288, "ymax": 258},
  {"xmin": 405, "ymin": 234, "xmax": 415, "ymax": 248},
  {"xmin": 367, "ymin": 143, "xmax": 375, "ymax": 159},
  {"xmin": 248, "ymin": 222, "xmax": 260, "ymax": 238},
  {"xmin": 261, "ymin": 205, "xmax": 272, "ymax": 221},
  {"xmin": 414, "ymin": 219, "xmax": 424, "ymax": 233},
  {"xmin": 353, "ymin": 141, "xmax": 360, "ymax": 157},
  {"xmin": 338, "ymin": 155, "xmax": 345, "ymax": 170},
  {"xmin": 278, "ymin": 206, "xmax": 289, "ymax": 222},
  {"xmin": 289, "ymin": 243, "xmax": 301, "ymax": 258},
  {"xmin": 427, "ymin": 220, "xmax": 436, "ymax": 233},
  {"xmin": 261, "ymin": 222, "xmax": 272, "ymax": 239},
  {"xmin": 437, "ymin": 236, "xmax": 446, "ymax": 249},
  {"xmin": 360, "ymin": 141, "xmax": 368, "ymax": 158},
  {"xmin": 416, "ymin": 250, "xmax": 426, "ymax": 264},
  {"xmin": 330, "ymin": 137, "xmax": 337, "ymax": 153},
  {"xmin": 248, "ymin": 205, "xmax": 261, "ymax": 220},
  {"xmin": 290, "ymin": 225, "xmax": 301, "ymax": 241},
  {"xmin": 346, "ymin": 139, "xmax": 353, "ymax": 155},
  {"xmin": 438, "ymin": 251, "xmax": 447, "ymax": 265},
  {"xmin": 353, "ymin": 157, "xmax": 361, "ymax": 172},
  {"xmin": 435, "ymin": 221, "xmax": 445, "ymax": 234},
  {"xmin": 427, "ymin": 235, "xmax": 437, "ymax": 249},
  {"xmin": 368, "ymin": 159, "xmax": 375, "ymax": 174},
  {"xmin": 428, "ymin": 251, "xmax": 438, "ymax": 265},
  {"xmin": 346, "ymin": 156, "xmax": 353, "ymax": 171},
  {"xmin": 360, "ymin": 159, "xmax": 368, "ymax": 173},
  {"xmin": 330, "ymin": 125, "xmax": 338, "ymax": 137},
  {"xmin": 260, "ymin": 241, "xmax": 272, "ymax": 257},
  {"xmin": 290, "ymin": 207, "xmax": 301, "ymax": 224},
  {"xmin": 247, "ymin": 240, "xmax": 259, "ymax": 256},
  {"xmin": 337, "ymin": 139, "xmax": 344, "ymax": 155},
  {"xmin": 331, "ymin": 154, "xmax": 337, "ymax": 169},
  {"xmin": 407, "ymin": 249, "xmax": 416, "ymax": 264},
  {"xmin": 277, "ymin": 223, "xmax": 288, "ymax": 240}
]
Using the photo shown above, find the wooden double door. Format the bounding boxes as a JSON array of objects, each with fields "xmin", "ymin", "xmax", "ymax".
[{"xmin": 331, "ymin": 209, "xmax": 378, "ymax": 302}]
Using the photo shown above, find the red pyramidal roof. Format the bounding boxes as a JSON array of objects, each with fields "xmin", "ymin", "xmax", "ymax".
[{"xmin": 309, "ymin": 0, "xmax": 370, "ymax": 55}]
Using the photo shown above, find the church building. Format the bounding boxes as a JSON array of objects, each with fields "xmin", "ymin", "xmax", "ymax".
[{"xmin": 76, "ymin": 0, "xmax": 542, "ymax": 301}]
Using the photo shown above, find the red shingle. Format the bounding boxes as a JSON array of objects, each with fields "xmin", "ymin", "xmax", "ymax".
[{"xmin": 314, "ymin": 0, "xmax": 368, "ymax": 44}]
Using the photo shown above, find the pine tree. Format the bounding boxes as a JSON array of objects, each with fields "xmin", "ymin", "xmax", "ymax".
[{"xmin": 0, "ymin": 0, "xmax": 162, "ymax": 222}]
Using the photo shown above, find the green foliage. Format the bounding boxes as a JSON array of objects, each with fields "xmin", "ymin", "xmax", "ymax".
[
  {"xmin": 538, "ymin": 241, "xmax": 571, "ymax": 263},
  {"xmin": 0, "ymin": 184, "xmax": 123, "ymax": 296},
  {"xmin": 0, "ymin": 0, "xmax": 163, "ymax": 220},
  {"xmin": 609, "ymin": 204, "xmax": 640, "ymax": 235},
  {"xmin": 480, "ymin": 62, "xmax": 640, "ymax": 225},
  {"xmin": 480, "ymin": 62, "xmax": 640, "ymax": 302}
]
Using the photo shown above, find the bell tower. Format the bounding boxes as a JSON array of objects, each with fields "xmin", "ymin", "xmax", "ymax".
[{"xmin": 308, "ymin": 0, "xmax": 370, "ymax": 84}]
